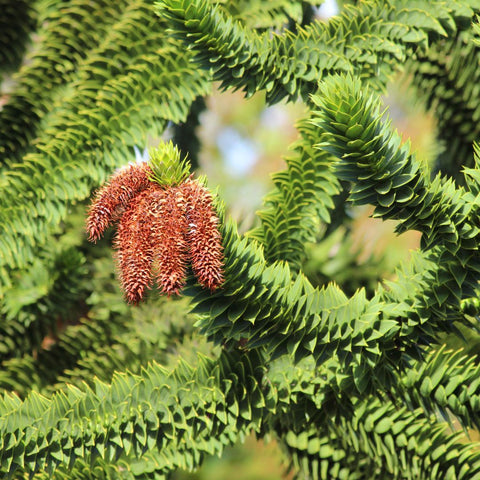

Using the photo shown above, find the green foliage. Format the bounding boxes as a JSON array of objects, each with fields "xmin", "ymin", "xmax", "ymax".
[
  {"xmin": 248, "ymin": 117, "xmax": 339, "ymax": 271},
  {"xmin": 406, "ymin": 27, "xmax": 480, "ymax": 178},
  {"xmin": 149, "ymin": 143, "xmax": 192, "ymax": 186},
  {"xmin": 2, "ymin": 1, "xmax": 480, "ymax": 479},
  {"xmin": 156, "ymin": 0, "xmax": 475, "ymax": 101},
  {"xmin": 301, "ymin": 227, "xmax": 387, "ymax": 297},
  {"xmin": 0, "ymin": 0, "xmax": 36, "ymax": 77}
]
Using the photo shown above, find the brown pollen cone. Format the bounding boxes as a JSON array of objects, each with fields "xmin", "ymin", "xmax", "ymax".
[
  {"xmin": 182, "ymin": 179, "xmax": 224, "ymax": 290},
  {"xmin": 149, "ymin": 186, "xmax": 190, "ymax": 296},
  {"xmin": 114, "ymin": 186, "xmax": 158, "ymax": 304},
  {"xmin": 87, "ymin": 163, "xmax": 152, "ymax": 242}
]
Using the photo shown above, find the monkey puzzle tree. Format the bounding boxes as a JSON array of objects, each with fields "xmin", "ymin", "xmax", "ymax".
[{"xmin": 2, "ymin": 0, "xmax": 480, "ymax": 479}]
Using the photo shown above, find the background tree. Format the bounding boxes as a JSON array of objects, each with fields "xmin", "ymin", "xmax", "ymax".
[{"xmin": 1, "ymin": 0, "xmax": 480, "ymax": 479}]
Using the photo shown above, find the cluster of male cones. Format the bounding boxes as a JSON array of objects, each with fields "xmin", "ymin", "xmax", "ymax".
[{"xmin": 86, "ymin": 145, "xmax": 224, "ymax": 304}]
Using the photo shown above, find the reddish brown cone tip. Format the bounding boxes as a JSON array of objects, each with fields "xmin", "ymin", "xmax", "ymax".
[
  {"xmin": 114, "ymin": 187, "xmax": 157, "ymax": 304},
  {"xmin": 86, "ymin": 163, "xmax": 152, "ymax": 242},
  {"xmin": 149, "ymin": 187, "xmax": 190, "ymax": 296},
  {"xmin": 182, "ymin": 180, "xmax": 224, "ymax": 291}
]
